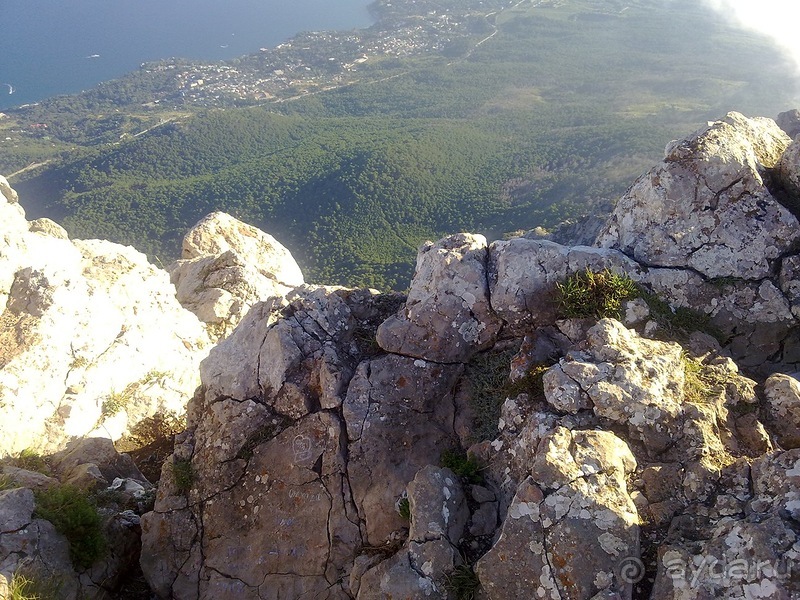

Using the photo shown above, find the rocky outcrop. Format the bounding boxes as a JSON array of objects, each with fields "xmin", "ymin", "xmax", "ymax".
[
  {"xmin": 0, "ymin": 441, "xmax": 152, "ymax": 599},
  {"xmin": 138, "ymin": 110, "xmax": 800, "ymax": 600},
  {"xmin": 650, "ymin": 451, "xmax": 800, "ymax": 600},
  {"xmin": 169, "ymin": 212, "xmax": 304, "ymax": 340},
  {"xmin": 596, "ymin": 112, "xmax": 800, "ymax": 367},
  {"xmin": 0, "ymin": 175, "xmax": 210, "ymax": 456},
  {"xmin": 141, "ymin": 286, "xmax": 419, "ymax": 599},
  {"xmin": 376, "ymin": 233, "xmax": 502, "ymax": 363}
]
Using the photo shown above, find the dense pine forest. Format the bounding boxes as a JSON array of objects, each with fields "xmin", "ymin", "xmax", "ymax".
[{"xmin": 2, "ymin": 0, "xmax": 795, "ymax": 290}]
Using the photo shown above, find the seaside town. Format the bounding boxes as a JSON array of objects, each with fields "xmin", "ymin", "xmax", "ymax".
[{"xmin": 135, "ymin": 0, "xmax": 521, "ymax": 107}]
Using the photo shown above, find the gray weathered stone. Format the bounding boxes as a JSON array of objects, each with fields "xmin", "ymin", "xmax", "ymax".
[
  {"xmin": 377, "ymin": 234, "xmax": 502, "ymax": 363},
  {"xmin": 478, "ymin": 428, "xmax": 638, "ymax": 600},
  {"xmin": 344, "ymin": 354, "xmax": 461, "ymax": 545},
  {"xmin": 777, "ymin": 108, "xmax": 800, "ymax": 138},
  {"xmin": 598, "ymin": 112, "xmax": 795, "ymax": 279},
  {"xmin": 651, "ymin": 450, "xmax": 800, "ymax": 600},
  {"xmin": 51, "ymin": 437, "xmax": 148, "ymax": 485},
  {"xmin": 357, "ymin": 466, "xmax": 467, "ymax": 599},
  {"xmin": 763, "ymin": 373, "xmax": 800, "ymax": 449}
]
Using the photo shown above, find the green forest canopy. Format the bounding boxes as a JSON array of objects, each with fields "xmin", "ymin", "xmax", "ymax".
[{"xmin": 8, "ymin": 0, "xmax": 797, "ymax": 290}]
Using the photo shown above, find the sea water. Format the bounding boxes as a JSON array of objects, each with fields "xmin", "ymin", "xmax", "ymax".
[{"xmin": 0, "ymin": 0, "xmax": 374, "ymax": 109}]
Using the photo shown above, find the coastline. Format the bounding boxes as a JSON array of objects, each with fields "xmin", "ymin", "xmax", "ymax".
[{"xmin": 0, "ymin": 0, "xmax": 378, "ymax": 111}]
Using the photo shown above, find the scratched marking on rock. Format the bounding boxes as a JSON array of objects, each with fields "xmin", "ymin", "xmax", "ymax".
[
  {"xmin": 289, "ymin": 488, "xmax": 322, "ymax": 503},
  {"xmin": 293, "ymin": 434, "xmax": 312, "ymax": 462}
]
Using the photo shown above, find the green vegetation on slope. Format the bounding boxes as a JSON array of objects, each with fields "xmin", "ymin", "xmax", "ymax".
[{"xmin": 8, "ymin": 0, "xmax": 797, "ymax": 290}]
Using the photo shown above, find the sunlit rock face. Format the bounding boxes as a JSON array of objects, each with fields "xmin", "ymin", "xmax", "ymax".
[
  {"xmin": 0, "ymin": 175, "xmax": 210, "ymax": 456},
  {"xmin": 169, "ymin": 211, "xmax": 304, "ymax": 341},
  {"xmin": 597, "ymin": 112, "xmax": 800, "ymax": 369}
]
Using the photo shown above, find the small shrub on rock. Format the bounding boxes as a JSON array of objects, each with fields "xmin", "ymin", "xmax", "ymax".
[
  {"xmin": 33, "ymin": 485, "xmax": 106, "ymax": 569},
  {"xmin": 172, "ymin": 458, "xmax": 194, "ymax": 494}
]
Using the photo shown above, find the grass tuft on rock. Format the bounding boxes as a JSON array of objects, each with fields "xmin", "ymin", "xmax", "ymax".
[
  {"xmin": 14, "ymin": 449, "xmax": 51, "ymax": 475},
  {"xmin": 440, "ymin": 449, "xmax": 483, "ymax": 485},
  {"xmin": 557, "ymin": 268, "xmax": 726, "ymax": 343},
  {"xmin": 33, "ymin": 485, "xmax": 106, "ymax": 569},
  {"xmin": 445, "ymin": 565, "xmax": 481, "ymax": 600},
  {"xmin": 5, "ymin": 572, "xmax": 65, "ymax": 600},
  {"xmin": 556, "ymin": 268, "xmax": 639, "ymax": 320},
  {"xmin": 681, "ymin": 354, "xmax": 729, "ymax": 405},
  {"xmin": 397, "ymin": 497, "xmax": 411, "ymax": 521},
  {"xmin": 466, "ymin": 348, "xmax": 520, "ymax": 443}
]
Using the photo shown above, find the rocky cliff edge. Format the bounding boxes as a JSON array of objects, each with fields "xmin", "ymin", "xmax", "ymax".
[
  {"xmin": 2, "ymin": 111, "xmax": 800, "ymax": 599},
  {"xmin": 135, "ymin": 112, "xmax": 800, "ymax": 600}
]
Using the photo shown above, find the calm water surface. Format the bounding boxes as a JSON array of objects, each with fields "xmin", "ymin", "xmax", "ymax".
[{"xmin": 0, "ymin": 0, "xmax": 374, "ymax": 109}]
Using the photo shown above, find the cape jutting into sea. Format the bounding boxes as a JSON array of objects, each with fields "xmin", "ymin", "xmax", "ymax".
[{"xmin": 0, "ymin": 0, "xmax": 374, "ymax": 110}]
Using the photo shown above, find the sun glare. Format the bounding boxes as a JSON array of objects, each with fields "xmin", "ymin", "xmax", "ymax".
[{"xmin": 704, "ymin": 0, "xmax": 800, "ymax": 74}]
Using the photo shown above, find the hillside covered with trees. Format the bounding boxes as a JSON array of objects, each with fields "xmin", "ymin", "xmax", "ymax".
[{"xmin": 5, "ymin": 0, "xmax": 796, "ymax": 290}]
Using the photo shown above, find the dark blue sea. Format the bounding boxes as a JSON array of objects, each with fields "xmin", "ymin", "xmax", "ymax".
[{"xmin": 0, "ymin": 0, "xmax": 374, "ymax": 110}]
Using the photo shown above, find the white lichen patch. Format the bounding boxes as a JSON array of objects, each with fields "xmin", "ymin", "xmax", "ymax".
[
  {"xmin": 509, "ymin": 495, "xmax": 541, "ymax": 520},
  {"xmin": 598, "ymin": 532, "xmax": 627, "ymax": 556},
  {"xmin": 457, "ymin": 319, "xmax": 486, "ymax": 343}
]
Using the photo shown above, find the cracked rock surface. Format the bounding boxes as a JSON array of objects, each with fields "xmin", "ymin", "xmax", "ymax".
[
  {"xmin": 477, "ymin": 428, "xmax": 638, "ymax": 600},
  {"xmin": 139, "ymin": 111, "xmax": 800, "ymax": 599}
]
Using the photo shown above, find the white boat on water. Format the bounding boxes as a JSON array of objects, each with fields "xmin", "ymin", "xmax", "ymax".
[{"xmin": 86, "ymin": 54, "xmax": 101, "ymax": 59}]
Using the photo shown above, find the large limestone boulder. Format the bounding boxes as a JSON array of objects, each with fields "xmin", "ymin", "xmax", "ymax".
[
  {"xmin": 598, "ymin": 112, "xmax": 795, "ymax": 279},
  {"xmin": 377, "ymin": 233, "xmax": 502, "ymax": 363},
  {"xmin": 0, "ymin": 177, "xmax": 210, "ymax": 456},
  {"xmin": 169, "ymin": 211, "xmax": 304, "ymax": 339}
]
